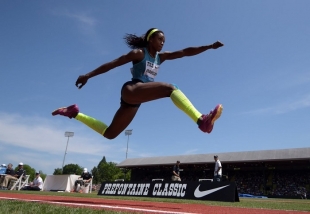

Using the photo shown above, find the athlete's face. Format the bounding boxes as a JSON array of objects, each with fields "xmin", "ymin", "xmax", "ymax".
[{"xmin": 150, "ymin": 32, "xmax": 165, "ymax": 52}]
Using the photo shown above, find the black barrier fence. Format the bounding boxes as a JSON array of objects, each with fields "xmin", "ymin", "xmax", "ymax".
[{"xmin": 98, "ymin": 181, "xmax": 239, "ymax": 202}]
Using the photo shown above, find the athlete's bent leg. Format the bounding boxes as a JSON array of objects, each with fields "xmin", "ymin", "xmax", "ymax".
[{"xmin": 103, "ymin": 104, "xmax": 140, "ymax": 139}]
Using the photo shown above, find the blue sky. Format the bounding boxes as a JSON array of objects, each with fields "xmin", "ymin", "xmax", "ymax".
[{"xmin": 1, "ymin": 1, "xmax": 310, "ymax": 175}]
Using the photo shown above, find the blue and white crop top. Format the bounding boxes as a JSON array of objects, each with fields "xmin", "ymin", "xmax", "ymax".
[{"xmin": 130, "ymin": 48, "xmax": 161, "ymax": 83}]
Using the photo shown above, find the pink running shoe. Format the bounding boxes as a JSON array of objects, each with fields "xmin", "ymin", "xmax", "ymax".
[
  {"xmin": 52, "ymin": 104, "xmax": 79, "ymax": 119},
  {"xmin": 199, "ymin": 104, "xmax": 223, "ymax": 133}
]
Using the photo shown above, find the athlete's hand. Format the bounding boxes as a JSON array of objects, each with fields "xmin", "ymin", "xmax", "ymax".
[
  {"xmin": 75, "ymin": 75, "xmax": 89, "ymax": 89},
  {"xmin": 212, "ymin": 41, "xmax": 224, "ymax": 49}
]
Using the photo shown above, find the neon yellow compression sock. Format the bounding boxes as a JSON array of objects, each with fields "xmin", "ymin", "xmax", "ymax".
[
  {"xmin": 75, "ymin": 113, "xmax": 108, "ymax": 135},
  {"xmin": 170, "ymin": 89, "xmax": 202, "ymax": 123}
]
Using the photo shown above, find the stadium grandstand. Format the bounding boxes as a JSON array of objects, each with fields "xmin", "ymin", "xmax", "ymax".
[{"xmin": 117, "ymin": 147, "xmax": 310, "ymax": 199}]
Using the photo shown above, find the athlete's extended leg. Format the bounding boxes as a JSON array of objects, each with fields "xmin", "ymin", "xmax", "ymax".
[
  {"xmin": 170, "ymin": 88, "xmax": 223, "ymax": 133},
  {"xmin": 52, "ymin": 104, "xmax": 139, "ymax": 140}
]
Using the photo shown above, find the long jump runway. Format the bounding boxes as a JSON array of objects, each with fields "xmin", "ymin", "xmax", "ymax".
[{"xmin": 0, "ymin": 192, "xmax": 306, "ymax": 214}]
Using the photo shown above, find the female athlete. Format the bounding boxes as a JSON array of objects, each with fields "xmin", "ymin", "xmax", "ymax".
[{"xmin": 52, "ymin": 28, "xmax": 224, "ymax": 139}]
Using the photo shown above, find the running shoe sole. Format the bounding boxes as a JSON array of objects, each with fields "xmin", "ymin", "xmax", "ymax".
[
  {"xmin": 199, "ymin": 104, "xmax": 223, "ymax": 133},
  {"xmin": 211, "ymin": 104, "xmax": 223, "ymax": 125}
]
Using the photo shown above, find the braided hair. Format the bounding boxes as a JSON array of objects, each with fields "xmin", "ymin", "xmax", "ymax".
[{"xmin": 124, "ymin": 28, "xmax": 164, "ymax": 49}]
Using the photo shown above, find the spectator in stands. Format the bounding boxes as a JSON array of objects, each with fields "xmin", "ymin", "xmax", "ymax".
[
  {"xmin": 22, "ymin": 171, "xmax": 43, "ymax": 191},
  {"xmin": 213, "ymin": 155, "xmax": 222, "ymax": 182},
  {"xmin": 234, "ymin": 171, "xmax": 264, "ymax": 195},
  {"xmin": 271, "ymin": 171, "xmax": 310, "ymax": 197},
  {"xmin": 74, "ymin": 168, "xmax": 92, "ymax": 192},
  {"xmin": 0, "ymin": 162, "xmax": 25, "ymax": 190},
  {"xmin": 171, "ymin": 161, "xmax": 181, "ymax": 181},
  {"xmin": 298, "ymin": 187, "xmax": 307, "ymax": 199},
  {"xmin": 0, "ymin": 163, "xmax": 15, "ymax": 190}
]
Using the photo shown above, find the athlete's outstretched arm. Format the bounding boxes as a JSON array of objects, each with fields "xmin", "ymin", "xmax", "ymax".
[
  {"xmin": 75, "ymin": 49, "xmax": 144, "ymax": 89},
  {"xmin": 159, "ymin": 41, "xmax": 224, "ymax": 63}
]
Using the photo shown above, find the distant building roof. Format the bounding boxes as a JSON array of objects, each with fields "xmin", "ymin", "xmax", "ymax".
[{"xmin": 117, "ymin": 147, "xmax": 310, "ymax": 168}]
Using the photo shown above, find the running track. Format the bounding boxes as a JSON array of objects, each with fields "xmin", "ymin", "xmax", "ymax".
[{"xmin": 0, "ymin": 192, "xmax": 307, "ymax": 214}]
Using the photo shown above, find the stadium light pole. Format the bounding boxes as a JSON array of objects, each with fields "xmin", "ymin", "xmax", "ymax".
[
  {"xmin": 62, "ymin": 131, "xmax": 74, "ymax": 173},
  {"xmin": 125, "ymin": 129, "xmax": 132, "ymax": 159}
]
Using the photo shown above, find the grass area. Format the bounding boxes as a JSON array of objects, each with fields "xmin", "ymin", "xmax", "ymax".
[
  {"xmin": 0, "ymin": 200, "xmax": 132, "ymax": 214},
  {"xmin": 1, "ymin": 190, "xmax": 310, "ymax": 213}
]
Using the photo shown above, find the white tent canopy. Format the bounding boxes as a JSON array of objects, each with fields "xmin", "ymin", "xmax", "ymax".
[{"xmin": 43, "ymin": 175, "xmax": 79, "ymax": 192}]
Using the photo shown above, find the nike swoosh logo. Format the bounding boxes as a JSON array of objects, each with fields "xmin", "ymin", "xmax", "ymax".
[{"xmin": 194, "ymin": 184, "xmax": 230, "ymax": 198}]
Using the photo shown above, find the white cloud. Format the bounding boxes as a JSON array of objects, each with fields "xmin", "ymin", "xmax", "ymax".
[
  {"xmin": 64, "ymin": 12, "xmax": 97, "ymax": 27},
  {"xmin": 0, "ymin": 112, "xmax": 111, "ymax": 155},
  {"xmin": 267, "ymin": 70, "xmax": 310, "ymax": 91},
  {"xmin": 51, "ymin": 9, "xmax": 110, "ymax": 56},
  {"xmin": 243, "ymin": 94, "xmax": 310, "ymax": 115},
  {"xmin": 0, "ymin": 112, "xmax": 128, "ymax": 174},
  {"xmin": 64, "ymin": 11, "xmax": 97, "ymax": 36},
  {"xmin": 51, "ymin": 9, "xmax": 102, "ymax": 46},
  {"xmin": 52, "ymin": 9, "xmax": 97, "ymax": 27}
]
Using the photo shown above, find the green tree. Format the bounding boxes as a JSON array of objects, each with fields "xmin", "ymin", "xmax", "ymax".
[
  {"xmin": 93, "ymin": 156, "xmax": 107, "ymax": 183},
  {"xmin": 97, "ymin": 161, "xmax": 124, "ymax": 182},
  {"xmin": 91, "ymin": 156, "xmax": 131, "ymax": 184},
  {"xmin": 53, "ymin": 164, "xmax": 83, "ymax": 175},
  {"xmin": 91, "ymin": 166, "xmax": 99, "ymax": 184},
  {"xmin": 98, "ymin": 156, "xmax": 107, "ymax": 165},
  {"xmin": 53, "ymin": 168, "xmax": 62, "ymax": 175},
  {"xmin": 62, "ymin": 163, "xmax": 83, "ymax": 175},
  {"xmin": 122, "ymin": 168, "xmax": 131, "ymax": 181}
]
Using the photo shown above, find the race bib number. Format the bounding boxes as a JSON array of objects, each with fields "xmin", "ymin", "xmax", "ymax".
[{"xmin": 144, "ymin": 61, "xmax": 159, "ymax": 80}]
